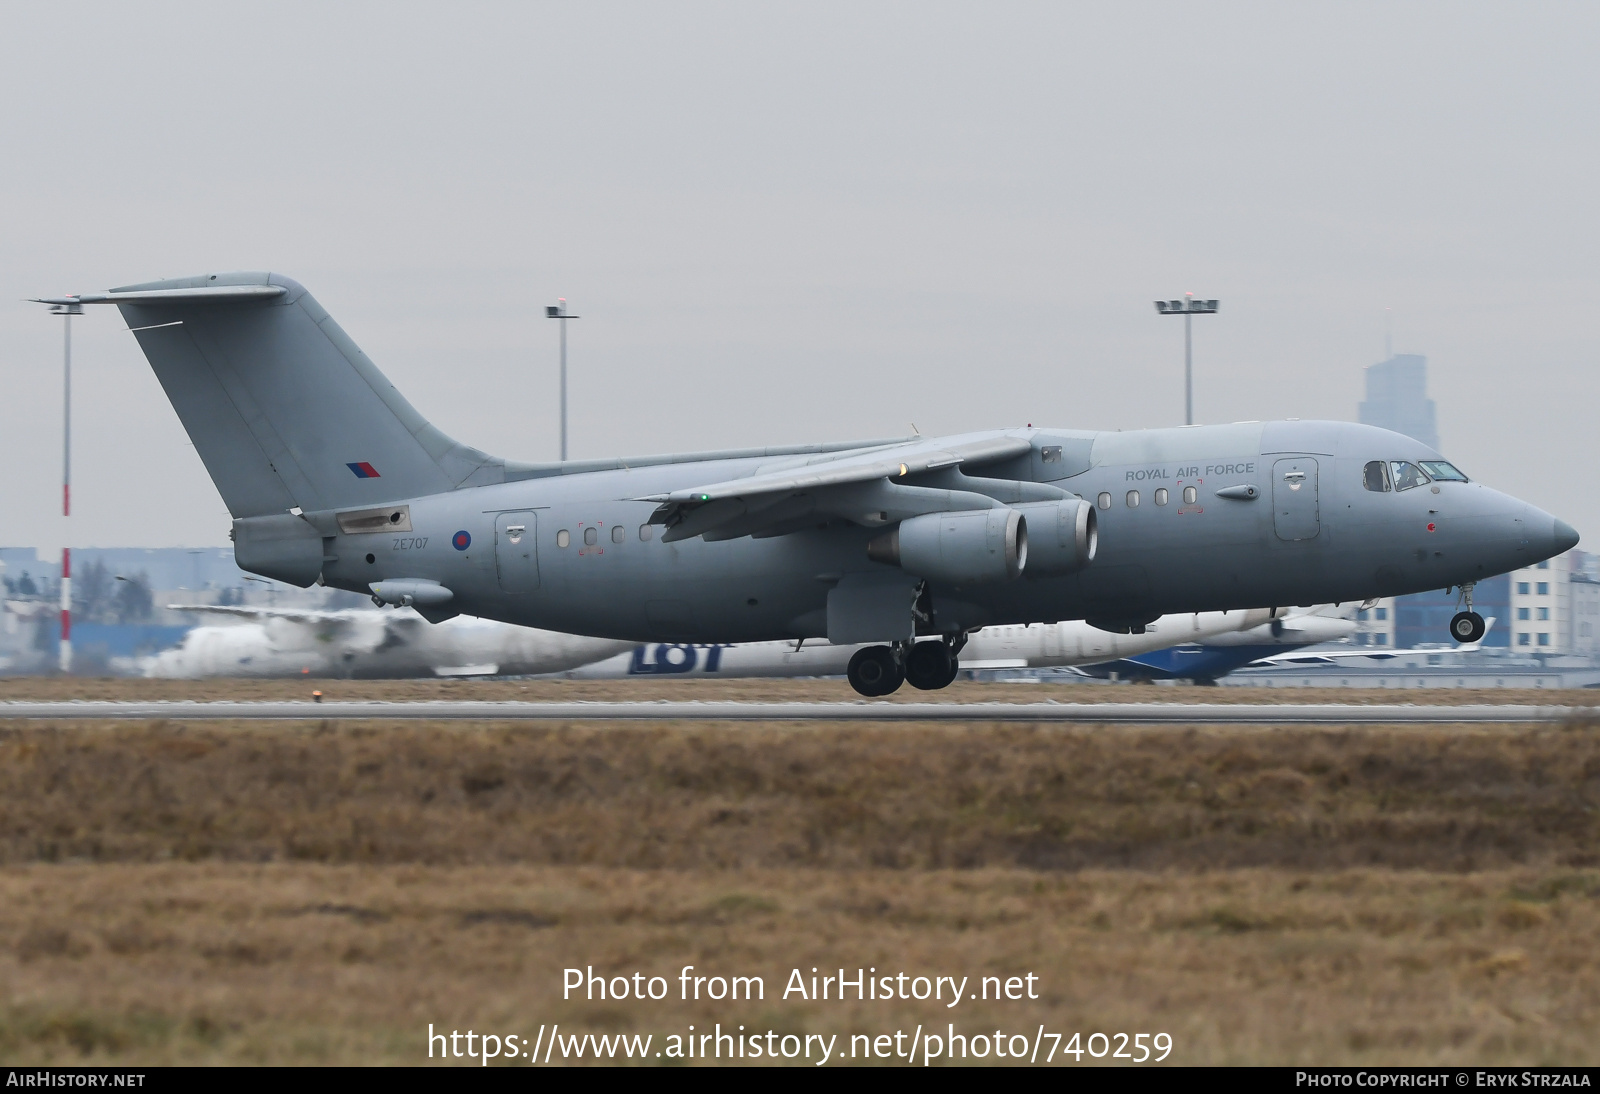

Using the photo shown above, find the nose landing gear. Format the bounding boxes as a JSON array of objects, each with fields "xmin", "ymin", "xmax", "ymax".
[{"xmin": 1449, "ymin": 583, "xmax": 1486, "ymax": 644}]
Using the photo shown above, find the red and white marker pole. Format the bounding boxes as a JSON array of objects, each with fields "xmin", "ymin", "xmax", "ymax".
[{"xmin": 56, "ymin": 302, "xmax": 79, "ymax": 675}]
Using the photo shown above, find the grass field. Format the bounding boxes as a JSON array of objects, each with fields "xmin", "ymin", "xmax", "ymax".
[{"xmin": 1, "ymin": 680, "xmax": 1598, "ymax": 1066}]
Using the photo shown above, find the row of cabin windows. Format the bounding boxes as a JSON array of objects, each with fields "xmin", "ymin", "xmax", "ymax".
[
  {"xmin": 554, "ymin": 524, "xmax": 657, "ymax": 548},
  {"xmin": 1097, "ymin": 486, "xmax": 1199, "ymax": 510}
]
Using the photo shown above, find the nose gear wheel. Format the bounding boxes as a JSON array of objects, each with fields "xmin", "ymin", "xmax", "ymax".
[{"xmin": 1450, "ymin": 611, "xmax": 1486, "ymax": 644}]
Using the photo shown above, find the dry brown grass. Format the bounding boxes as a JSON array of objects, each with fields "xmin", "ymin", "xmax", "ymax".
[
  {"xmin": 2, "ymin": 719, "xmax": 1598, "ymax": 870},
  {"xmin": 2, "ymin": 864, "xmax": 1597, "ymax": 1065},
  {"xmin": 1, "ymin": 687, "xmax": 1598, "ymax": 1066}
]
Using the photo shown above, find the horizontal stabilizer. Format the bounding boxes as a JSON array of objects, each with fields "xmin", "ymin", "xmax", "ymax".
[{"xmin": 32, "ymin": 286, "xmax": 287, "ymax": 306}]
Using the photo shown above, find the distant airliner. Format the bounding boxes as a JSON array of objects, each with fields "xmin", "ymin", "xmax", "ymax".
[
  {"xmin": 38, "ymin": 273, "xmax": 1577, "ymax": 695},
  {"xmin": 145, "ymin": 604, "xmax": 630, "ymax": 679},
  {"xmin": 572, "ymin": 607, "xmax": 1281, "ymax": 679},
  {"xmin": 1076, "ymin": 604, "xmax": 1360, "ymax": 684}
]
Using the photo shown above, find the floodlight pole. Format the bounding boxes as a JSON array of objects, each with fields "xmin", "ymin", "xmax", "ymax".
[
  {"xmin": 546, "ymin": 300, "xmax": 581, "ymax": 461},
  {"xmin": 50, "ymin": 301, "xmax": 82, "ymax": 674},
  {"xmin": 1154, "ymin": 294, "xmax": 1219, "ymax": 426}
]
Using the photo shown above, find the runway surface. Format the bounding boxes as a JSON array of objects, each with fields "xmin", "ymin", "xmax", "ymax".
[{"xmin": 0, "ymin": 700, "xmax": 1585, "ymax": 723}]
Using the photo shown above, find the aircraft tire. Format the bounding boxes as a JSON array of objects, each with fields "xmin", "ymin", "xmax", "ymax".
[
  {"xmin": 904, "ymin": 641, "xmax": 954, "ymax": 691},
  {"xmin": 847, "ymin": 646, "xmax": 904, "ymax": 696},
  {"xmin": 1449, "ymin": 610, "xmax": 1486, "ymax": 644}
]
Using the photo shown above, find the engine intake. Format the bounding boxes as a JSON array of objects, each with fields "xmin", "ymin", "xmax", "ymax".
[
  {"xmin": 1015, "ymin": 499, "xmax": 1097, "ymax": 575},
  {"xmin": 867, "ymin": 508, "xmax": 1027, "ymax": 583}
]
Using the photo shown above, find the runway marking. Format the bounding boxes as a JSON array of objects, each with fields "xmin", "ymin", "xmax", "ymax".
[{"xmin": 0, "ymin": 701, "xmax": 1585, "ymax": 723}]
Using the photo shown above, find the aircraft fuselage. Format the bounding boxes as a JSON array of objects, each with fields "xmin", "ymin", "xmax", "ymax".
[{"xmin": 317, "ymin": 419, "xmax": 1568, "ymax": 644}]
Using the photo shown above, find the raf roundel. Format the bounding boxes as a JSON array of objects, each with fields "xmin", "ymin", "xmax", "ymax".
[{"xmin": 452, "ymin": 530, "xmax": 471, "ymax": 551}]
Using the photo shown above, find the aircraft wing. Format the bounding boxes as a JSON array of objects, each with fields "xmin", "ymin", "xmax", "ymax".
[
  {"xmin": 1250, "ymin": 616, "xmax": 1496, "ymax": 665},
  {"xmin": 167, "ymin": 602, "xmax": 435, "ymax": 647},
  {"xmin": 1254, "ymin": 651, "xmax": 1401, "ymax": 666},
  {"xmin": 167, "ymin": 603, "xmax": 358, "ymax": 626},
  {"xmin": 636, "ymin": 432, "xmax": 1035, "ymax": 541}
]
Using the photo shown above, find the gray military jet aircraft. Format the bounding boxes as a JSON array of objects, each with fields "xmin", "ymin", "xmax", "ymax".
[{"xmin": 37, "ymin": 273, "xmax": 1577, "ymax": 696}]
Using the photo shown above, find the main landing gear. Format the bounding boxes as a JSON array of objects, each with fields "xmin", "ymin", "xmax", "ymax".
[
  {"xmin": 847, "ymin": 636, "xmax": 965, "ymax": 696},
  {"xmin": 1449, "ymin": 582, "xmax": 1486, "ymax": 644}
]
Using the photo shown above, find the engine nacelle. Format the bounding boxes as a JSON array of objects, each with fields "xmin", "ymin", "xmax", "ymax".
[
  {"xmin": 1015, "ymin": 499, "xmax": 1097, "ymax": 575},
  {"xmin": 867, "ymin": 508, "xmax": 1027, "ymax": 583}
]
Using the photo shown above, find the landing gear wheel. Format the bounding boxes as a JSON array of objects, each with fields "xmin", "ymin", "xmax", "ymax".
[
  {"xmin": 905, "ymin": 642, "xmax": 954, "ymax": 691},
  {"xmin": 847, "ymin": 646, "xmax": 904, "ymax": 696},
  {"xmin": 1449, "ymin": 611, "xmax": 1486, "ymax": 644}
]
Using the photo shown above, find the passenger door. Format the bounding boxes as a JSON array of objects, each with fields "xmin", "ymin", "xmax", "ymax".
[
  {"xmin": 495, "ymin": 511, "xmax": 540, "ymax": 592},
  {"xmin": 1272, "ymin": 458, "xmax": 1320, "ymax": 541}
]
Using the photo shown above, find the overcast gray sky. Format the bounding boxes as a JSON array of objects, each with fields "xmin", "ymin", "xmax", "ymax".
[{"xmin": 3, "ymin": 2, "xmax": 1597, "ymax": 552}]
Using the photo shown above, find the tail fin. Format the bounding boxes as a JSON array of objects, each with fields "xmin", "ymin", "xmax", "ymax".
[{"xmin": 107, "ymin": 272, "xmax": 511, "ymax": 517}]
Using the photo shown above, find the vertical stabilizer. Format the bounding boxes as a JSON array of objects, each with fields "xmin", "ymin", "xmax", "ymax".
[{"xmin": 108, "ymin": 272, "xmax": 508, "ymax": 517}]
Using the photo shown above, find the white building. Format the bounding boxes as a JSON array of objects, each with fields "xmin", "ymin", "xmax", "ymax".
[
  {"xmin": 1353, "ymin": 598, "xmax": 1396, "ymax": 647},
  {"xmin": 1507, "ymin": 554, "xmax": 1571, "ymax": 652}
]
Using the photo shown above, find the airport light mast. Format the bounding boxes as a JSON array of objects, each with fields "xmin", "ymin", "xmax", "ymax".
[
  {"xmin": 1154, "ymin": 294, "xmax": 1219, "ymax": 426},
  {"xmin": 48, "ymin": 299, "xmax": 82, "ymax": 674},
  {"xmin": 545, "ymin": 299, "xmax": 581, "ymax": 461}
]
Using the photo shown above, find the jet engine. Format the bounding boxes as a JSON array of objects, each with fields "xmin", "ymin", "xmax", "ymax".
[
  {"xmin": 867, "ymin": 508, "xmax": 1027, "ymax": 583},
  {"xmin": 1014, "ymin": 499, "xmax": 1097, "ymax": 575}
]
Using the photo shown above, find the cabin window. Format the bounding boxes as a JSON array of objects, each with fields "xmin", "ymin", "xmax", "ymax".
[
  {"xmin": 1041, "ymin": 445, "xmax": 1062, "ymax": 463},
  {"xmin": 583, "ymin": 527, "xmax": 598, "ymax": 546},
  {"xmin": 1097, "ymin": 492, "xmax": 1112, "ymax": 509},
  {"xmin": 1363, "ymin": 461, "xmax": 1391, "ymax": 492},
  {"xmin": 1390, "ymin": 461, "xmax": 1430, "ymax": 491},
  {"xmin": 1183, "ymin": 486, "xmax": 1197, "ymax": 505},
  {"xmin": 1419, "ymin": 461, "xmax": 1468, "ymax": 482},
  {"xmin": 1154, "ymin": 488, "xmax": 1169, "ymax": 506},
  {"xmin": 639, "ymin": 524, "xmax": 654, "ymax": 541},
  {"xmin": 556, "ymin": 530, "xmax": 570, "ymax": 548},
  {"xmin": 612, "ymin": 525, "xmax": 625, "ymax": 544},
  {"xmin": 1126, "ymin": 490, "xmax": 1140, "ymax": 508}
]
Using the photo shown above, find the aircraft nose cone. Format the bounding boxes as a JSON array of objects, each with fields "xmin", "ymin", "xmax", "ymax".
[{"xmin": 1554, "ymin": 518, "xmax": 1581, "ymax": 554}]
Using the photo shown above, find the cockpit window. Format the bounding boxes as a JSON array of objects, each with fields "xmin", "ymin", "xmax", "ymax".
[
  {"xmin": 1391, "ymin": 461, "xmax": 1430, "ymax": 491},
  {"xmin": 1419, "ymin": 461, "xmax": 1468, "ymax": 483},
  {"xmin": 1363, "ymin": 460, "xmax": 1391, "ymax": 492}
]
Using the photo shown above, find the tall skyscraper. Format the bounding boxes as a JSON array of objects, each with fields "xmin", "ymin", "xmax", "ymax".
[{"xmin": 1358, "ymin": 353, "xmax": 1438, "ymax": 449}]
